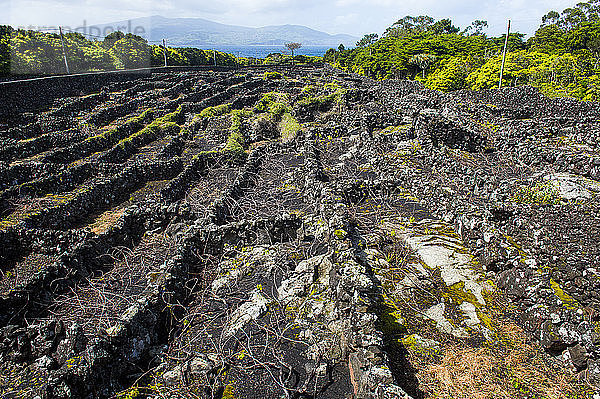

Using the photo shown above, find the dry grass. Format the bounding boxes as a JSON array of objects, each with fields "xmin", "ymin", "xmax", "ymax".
[
  {"xmin": 416, "ymin": 320, "xmax": 591, "ymax": 399},
  {"xmin": 86, "ymin": 207, "xmax": 126, "ymax": 234},
  {"xmin": 0, "ymin": 253, "xmax": 56, "ymax": 296},
  {"xmin": 1, "ymin": 196, "xmax": 71, "ymax": 231}
]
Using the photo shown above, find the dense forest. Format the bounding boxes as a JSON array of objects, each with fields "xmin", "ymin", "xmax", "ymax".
[
  {"xmin": 0, "ymin": 29, "xmax": 291, "ymax": 75},
  {"xmin": 326, "ymin": 1, "xmax": 600, "ymax": 100}
]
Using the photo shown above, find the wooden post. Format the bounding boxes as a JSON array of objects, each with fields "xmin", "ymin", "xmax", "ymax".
[
  {"xmin": 499, "ymin": 20, "xmax": 510, "ymax": 89},
  {"xmin": 59, "ymin": 26, "xmax": 70, "ymax": 74},
  {"xmin": 162, "ymin": 39, "xmax": 168, "ymax": 67}
]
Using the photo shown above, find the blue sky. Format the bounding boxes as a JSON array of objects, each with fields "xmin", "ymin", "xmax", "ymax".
[{"xmin": 1, "ymin": 0, "xmax": 580, "ymax": 38}]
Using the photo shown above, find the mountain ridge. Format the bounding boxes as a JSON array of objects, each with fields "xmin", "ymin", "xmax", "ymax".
[{"xmin": 93, "ymin": 15, "xmax": 357, "ymax": 47}]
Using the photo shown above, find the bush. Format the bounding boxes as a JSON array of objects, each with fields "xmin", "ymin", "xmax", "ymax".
[
  {"xmin": 253, "ymin": 92, "xmax": 291, "ymax": 116},
  {"xmin": 199, "ymin": 103, "xmax": 231, "ymax": 118},
  {"xmin": 263, "ymin": 71, "xmax": 282, "ymax": 80},
  {"xmin": 512, "ymin": 181, "xmax": 561, "ymax": 205}
]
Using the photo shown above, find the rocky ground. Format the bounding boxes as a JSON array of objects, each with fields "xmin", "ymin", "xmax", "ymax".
[{"xmin": 0, "ymin": 65, "xmax": 599, "ymax": 398}]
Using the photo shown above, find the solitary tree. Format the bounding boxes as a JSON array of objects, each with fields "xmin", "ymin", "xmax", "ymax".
[
  {"xmin": 409, "ymin": 54, "xmax": 436, "ymax": 78},
  {"xmin": 285, "ymin": 42, "xmax": 302, "ymax": 59}
]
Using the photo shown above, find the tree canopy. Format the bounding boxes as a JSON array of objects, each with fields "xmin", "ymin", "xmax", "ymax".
[
  {"xmin": 326, "ymin": 2, "xmax": 600, "ymax": 101},
  {"xmin": 285, "ymin": 42, "xmax": 302, "ymax": 58},
  {"xmin": 0, "ymin": 28, "xmax": 253, "ymax": 75},
  {"xmin": 356, "ymin": 33, "xmax": 379, "ymax": 48}
]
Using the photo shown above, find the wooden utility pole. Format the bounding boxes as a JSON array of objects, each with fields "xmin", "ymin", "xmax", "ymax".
[
  {"xmin": 162, "ymin": 39, "xmax": 168, "ymax": 67},
  {"xmin": 213, "ymin": 49, "xmax": 216, "ymax": 66},
  {"xmin": 59, "ymin": 26, "xmax": 70, "ymax": 74},
  {"xmin": 499, "ymin": 20, "xmax": 510, "ymax": 89}
]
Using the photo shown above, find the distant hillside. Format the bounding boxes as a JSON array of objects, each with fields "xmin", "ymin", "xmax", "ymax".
[{"xmin": 93, "ymin": 16, "xmax": 357, "ymax": 47}]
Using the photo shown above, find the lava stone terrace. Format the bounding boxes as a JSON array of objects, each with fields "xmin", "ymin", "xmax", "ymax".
[{"xmin": 0, "ymin": 65, "xmax": 599, "ymax": 398}]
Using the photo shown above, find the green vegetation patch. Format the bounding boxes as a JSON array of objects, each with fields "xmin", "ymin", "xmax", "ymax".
[
  {"xmin": 298, "ymin": 83, "xmax": 346, "ymax": 109},
  {"xmin": 84, "ymin": 108, "xmax": 154, "ymax": 145},
  {"xmin": 198, "ymin": 103, "xmax": 232, "ymax": 119},
  {"xmin": 324, "ymin": 4, "xmax": 600, "ymax": 101},
  {"xmin": 224, "ymin": 109, "xmax": 253, "ymax": 159},
  {"xmin": 162, "ymin": 105, "xmax": 186, "ymax": 123},
  {"xmin": 253, "ymin": 92, "xmax": 291, "ymax": 116},
  {"xmin": 549, "ymin": 278, "xmax": 580, "ymax": 310},
  {"xmin": 279, "ymin": 113, "xmax": 302, "ymax": 142},
  {"xmin": 263, "ymin": 71, "xmax": 282, "ymax": 80},
  {"xmin": 117, "ymin": 119, "xmax": 179, "ymax": 148},
  {"xmin": 512, "ymin": 180, "xmax": 561, "ymax": 205}
]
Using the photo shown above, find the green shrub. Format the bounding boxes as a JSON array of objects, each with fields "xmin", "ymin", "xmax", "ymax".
[
  {"xmin": 199, "ymin": 103, "xmax": 231, "ymax": 118},
  {"xmin": 253, "ymin": 92, "xmax": 291, "ymax": 116},
  {"xmin": 297, "ymin": 93, "xmax": 338, "ymax": 108},
  {"xmin": 512, "ymin": 181, "xmax": 561, "ymax": 205},
  {"xmin": 263, "ymin": 71, "xmax": 283, "ymax": 80},
  {"xmin": 279, "ymin": 113, "xmax": 301, "ymax": 142},
  {"xmin": 224, "ymin": 109, "xmax": 252, "ymax": 158}
]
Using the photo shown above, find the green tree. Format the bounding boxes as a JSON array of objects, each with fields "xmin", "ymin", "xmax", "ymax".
[
  {"xmin": 0, "ymin": 25, "xmax": 12, "ymax": 75},
  {"xmin": 178, "ymin": 47, "xmax": 209, "ymax": 65},
  {"xmin": 526, "ymin": 52, "xmax": 598, "ymax": 98},
  {"xmin": 356, "ymin": 33, "xmax": 379, "ymax": 48},
  {"xmin": 542, "ymin": 11, "xmax": 561, "ymax": 26},
  {"xmin": 431, "ymin": 19, "xmax": 460, "ymax": 34},
  {"xmin": 10, "ymin": 30, "xmax": 64, "ymax": 74},
  {"xmin": 581, "ymin": 75, "xmax": 600, "ymax": 100},
  {"xmin": 1, "ymin": 27, "xmax": 248, "ymax": 75},
  {"xmin": 385, "ymin": 15, "xmax": 435, "ymax": 37},
  {"xmin": 325, "ymin": 3, "xmax": 600, "ymax": 102},
  {"xmin": 467, "ymin": 50, "xmax": 543, "ymax": 89},
  {"xmin": 81, "ymin": 42, "xmax": 114, "ymax": 71},
  {"xmin": 409, "ymin": 53, "xmax": 436, "ymax": 78},
  {"xmin": 425, "ymin": 55, "xmax": 481, "ymax": 91},
  {"xmin": 566, "ymin": 22, "xmax": 600, "ymax": 68},
  {"xmin": 102, "ymin": 31, "xmax": 125, "ymax": 49},
  {"xmin": 491, "ymin": 32, "xmax": 526, "ymax": 52},
  {"xmin": 356, "ymin": 33, "xmax": 379, "ymax": 56},
  {"xmin": 109, "ymin": 34, "xmax": 151, "ymax": 69},
  {"xmin": 151, "ymin": 45, "xmax": 187, "ymax": 66},
  {"xmin": 462, "ymin": 20, "xmax": 488, "ymax": 36},
  {"xmin": 331, "ymin": 29, "xmax": 497, "ymax": 80},
  {"xmin": 560, "ymin": 7, "xmax": 588, "ymax": 30},
  {"xmin": 527, "ymin": 24, "xmax": 566, "ymax": 53},
  {"xmin": 541, "ymin": 1, "xmax": 600, "ymax": 31},
  {"xmin": 324, "ymin": 48, "xmax": 337, "ymax": 63}
]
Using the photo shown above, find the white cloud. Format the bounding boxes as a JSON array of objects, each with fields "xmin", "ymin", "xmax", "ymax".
[{"xmin": 1, "ymin": 0, "xmax": 584, "ymax": 37}]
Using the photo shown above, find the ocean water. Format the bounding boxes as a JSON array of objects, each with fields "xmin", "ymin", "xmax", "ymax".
[{"xmin": 197, "ymin": 45, "xmax": 333, "ymax": 59}]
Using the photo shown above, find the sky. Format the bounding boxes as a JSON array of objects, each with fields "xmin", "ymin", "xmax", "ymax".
[{"xmin": 0, "ymin": 0, "xmax": 581, "ymax": 38}]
